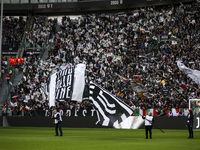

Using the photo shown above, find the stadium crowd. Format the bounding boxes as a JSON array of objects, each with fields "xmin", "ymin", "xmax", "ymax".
[
  {"xmin": 1, "ymin": 16, "xmax": 27, "ymax": 85},
  {"xmin": 2, "ymin": 16, "xmax": 27, "ymax": 51},
  {"xmin": 1, "ymin": 1, "xmax": 200, "ymax": 117},
  {"xmin": 25, "ymin": 16, "xmax": 56, "ymax": 49}
]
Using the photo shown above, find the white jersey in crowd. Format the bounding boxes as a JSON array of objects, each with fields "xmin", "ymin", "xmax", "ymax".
[
  {"xmin": 145, "ymin": 115, "xmax": 153, "ymax": 126},
  {"xmin": 54, "ymin": 112, "xmax": 62, "ymax": 124}
]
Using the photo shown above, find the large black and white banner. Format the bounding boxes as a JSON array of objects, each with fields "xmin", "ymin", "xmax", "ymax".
[
  {"xmin": 89, "ymin": 81, "xmax": 133, "ymax": 127},
  {"xmin": 177, "ymin": 61, "xmax": 200, "ymax": 88},
  {"xmin": 56, "ymin": 65, "xmax": 74, "ymax": 100},
  {"xmin": 49, "ymin": 64, "xmax": 85, "ymax": 107}
]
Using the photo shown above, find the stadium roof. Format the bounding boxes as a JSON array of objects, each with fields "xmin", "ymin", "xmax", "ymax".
[{"xmin": 3, "ymin": 0, "xmax": 195, "ymax": 16}]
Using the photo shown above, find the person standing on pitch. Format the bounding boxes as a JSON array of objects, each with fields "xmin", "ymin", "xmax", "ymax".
[
  {"xmin": 186, "ymin": 110, "xmax": 193, "ymax": 138},
  {"xmin": 52, "ymin": 109, "xmax": 63, "ymax": 136},
  {"xmin": 142, "ymin": 112, "xmax": 154, "ymax": 139}
]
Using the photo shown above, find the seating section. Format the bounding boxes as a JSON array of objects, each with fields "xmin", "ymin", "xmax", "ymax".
[{"xmin": 1, "ymin": 2, "xmax": 200, "ymax": 117}]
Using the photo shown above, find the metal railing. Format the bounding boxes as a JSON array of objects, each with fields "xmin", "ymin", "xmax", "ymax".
[{"xmin": 2, "ymin": 68, "xmax": 16, "ymax": 105}]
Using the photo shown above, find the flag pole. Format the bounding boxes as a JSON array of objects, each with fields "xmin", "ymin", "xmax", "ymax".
[
  {"xmin": 0, "ymin": 0, "xmax": 3, "ymax": 79},
  {"xmin": 140, "ymin": 113, "xmax": 164, "ymax": 133}
]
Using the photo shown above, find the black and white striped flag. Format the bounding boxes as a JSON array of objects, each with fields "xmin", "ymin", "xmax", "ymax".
[{"xmin": 89, "ymin": 81, "xmax": 133, "ymax": 127}]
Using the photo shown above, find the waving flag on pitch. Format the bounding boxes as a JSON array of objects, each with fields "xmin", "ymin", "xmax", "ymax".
[{"xmin": 89, "ymin": 81, "xmax": 133, "ymax": 127}]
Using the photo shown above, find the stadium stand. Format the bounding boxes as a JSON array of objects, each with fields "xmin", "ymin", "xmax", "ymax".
[
  {"xmin": 1, "ymin": 0, "xmax": 200, "ymax": 117},
  {"xmin": 2, "ymin": 16, "xmax": 26, "ymax": 52}
]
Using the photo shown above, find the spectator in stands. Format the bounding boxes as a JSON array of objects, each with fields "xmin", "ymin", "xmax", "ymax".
[
  {"xmin": 168, "ymin": 110, "xmax": 173, "ymax": 117},
  {"xmin": 1, "ymin": 57, "xmax": 8, "ymax": 76},
  {"xmin": 160, "ymin": 107, "xmax": 166, "ymax": 116},
  {"xmin": 9, "ymin": 68, "xmax": 12, "ymax": 75},
  {"xmin": 179, "ymin": 111, "xmax": 184, "ymax": 117},
  {"xmin": 175, "ymin": 109, "xmax": 180, "ymax": 117},
  {"xmin": 197, "ymin": 110, "xmax": 200, "ymax": 117},
  {"xmin": 6, "ymin": 74, "xmax": 11, "ymax": 84}
]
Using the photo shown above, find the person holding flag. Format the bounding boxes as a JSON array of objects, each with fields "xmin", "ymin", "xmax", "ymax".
[
  {"xmin": 52, "ymin": 109, "xmax": 63, "ymax": 136},
  {"xmin": 142, "ymin": 112, "xmax": 154, "ymax": 139}
]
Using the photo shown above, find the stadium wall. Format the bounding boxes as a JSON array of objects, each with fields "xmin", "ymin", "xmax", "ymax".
[
  {"xmin": 141, "ymin": 116, "xmax": 188, "ymax": 130},
  {"xmin": 4, "ymin": 116, "xmax": 108, "ymax": 128},
  {"xmin": 1, "ymin": 116, "xmax": 198, "ymax": 130}
]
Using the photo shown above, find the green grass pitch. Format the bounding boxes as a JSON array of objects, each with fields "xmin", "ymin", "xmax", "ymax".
[{"xmin": 0, "ymin": 127, "xmax": 199, "ymax": 150}]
